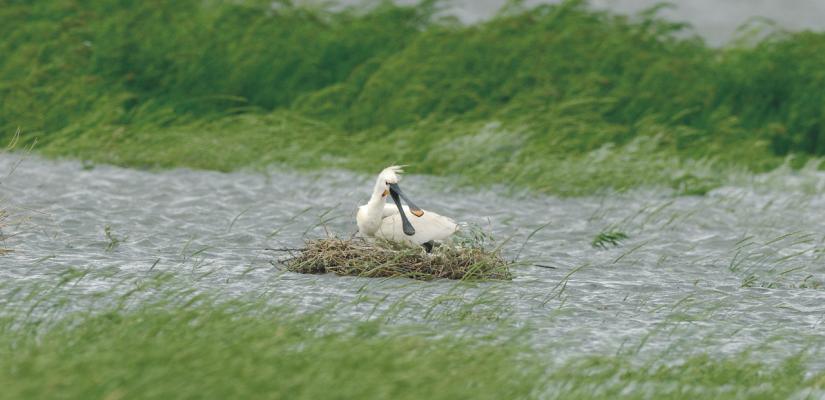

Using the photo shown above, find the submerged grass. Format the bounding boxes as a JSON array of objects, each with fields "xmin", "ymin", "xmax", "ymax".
[
  {"xmin": 0, "ymin": 208, "xmax": 8, "ymax": 255},
  {"xmin": 592, "ymin": 230, "xmax": 630, "ymax": 249},
  {"xmin": 2, "ymin": 1, "xmax": 825, "ymax": 194},
  {"xmin": 285, "ymin": 237, "xmax": 512, "ymax": 281}
]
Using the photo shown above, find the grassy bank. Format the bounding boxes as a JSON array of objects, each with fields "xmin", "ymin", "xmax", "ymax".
[
  {"xmin": 35, "ymin": 111, "xmax": 739, "ymax": 195},
  {"xmin": 2, "ymin": 0, "xmax": 825, "ymax": 194},
  {"xmin": 0, "ymin": 294, "xmax": 822, "ymax": 400}
]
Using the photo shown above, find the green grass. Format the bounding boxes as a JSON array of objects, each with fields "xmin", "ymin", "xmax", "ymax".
[
  {"xmin": 1, "ymin": 0, "xmax": 824, "ymax": 195},
  {"xmin": 0, "ymin": 310, "xmax": 521, "ymax": 399},
  {"xmin": 1, "ymin": 292, "xmax": 823, "ymax": 400},
  {"xmin": 0, "ymin": 301, "xmax": 538, "ymax": 400},
  {"xmin": 34, "ymin": 111, "xmax": 746, "ymax": 195},
  {"xmin": 544, "ymin": 352, "xmax": 825, "ymax": 399}
]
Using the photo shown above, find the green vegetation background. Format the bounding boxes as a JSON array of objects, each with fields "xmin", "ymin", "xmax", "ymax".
[{"xmin": 2, "ymin": 0, "xmax": 825, "ymax": 194}]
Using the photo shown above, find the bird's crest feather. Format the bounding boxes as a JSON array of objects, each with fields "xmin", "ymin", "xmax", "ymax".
[{"xmin": 379, "ymin": 165, "xmax": 406, "ymax": 183}]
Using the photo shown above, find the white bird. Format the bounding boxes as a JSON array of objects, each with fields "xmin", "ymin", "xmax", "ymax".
[{"xmin": 357, "ymin": 166, "xmax": 458, "ymax": 251}]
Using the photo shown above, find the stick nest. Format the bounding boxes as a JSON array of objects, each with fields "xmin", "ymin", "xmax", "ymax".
[{"xmin": 283, "ymin": 238, "xmax": 512, "ymax": 281}]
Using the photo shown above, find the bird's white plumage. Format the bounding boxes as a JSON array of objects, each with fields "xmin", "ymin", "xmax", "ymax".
[
  {"xmin": 375, "ymin": 204, "xmax": 457, "ymax": 245},
  {"xmin": 356, "ymin": 166, "xmax": 458, "ymax": 246}
]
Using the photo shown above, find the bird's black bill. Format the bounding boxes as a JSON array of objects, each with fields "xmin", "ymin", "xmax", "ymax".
[
  {"xmin": 388, "ymin": 183, "xmax": 424, "ymax": 217},
  {"xmin": 389, "ymin": 188, "xmax": 416, "ymax": 236}
]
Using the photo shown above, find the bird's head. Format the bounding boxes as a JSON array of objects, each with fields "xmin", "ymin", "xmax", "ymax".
[
  {"xmin": 379, "ymin": 165, "xmax": 404, "ymax": 186},
  {"xmin": 375, "ymin": 165, "xmax": 424, "ymax": 220}
]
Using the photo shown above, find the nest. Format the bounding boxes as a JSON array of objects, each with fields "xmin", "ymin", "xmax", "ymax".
[{"xmin": 283, "ymin": 238, "xmax": 512, "ymax": 281}]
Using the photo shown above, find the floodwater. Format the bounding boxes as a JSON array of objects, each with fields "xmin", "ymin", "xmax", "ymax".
[
  {"xmin": 382, "ymin": 0, "xmax": 825, "ymax": 45},
  {"xmin": 2, "ymin": 154, "xmax": 825, "ymax": 366}
]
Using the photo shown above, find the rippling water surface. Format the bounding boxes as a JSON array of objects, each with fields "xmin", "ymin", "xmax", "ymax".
[
  {"xmin": 2, "ymin": 154, "xmax": 825, "ymax": 366},
  {"xmin": 379, "ymin": 0, "xmax": 825, "ymax": 46}
]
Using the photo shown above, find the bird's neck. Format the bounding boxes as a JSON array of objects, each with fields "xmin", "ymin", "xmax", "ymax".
[
  {"xmin": 366, "ymin": 180, "xmax": 387, "ymax": 214},
  {"xmin": 359, "ymin": 181, "xmax": 387, "ymax": 235}
]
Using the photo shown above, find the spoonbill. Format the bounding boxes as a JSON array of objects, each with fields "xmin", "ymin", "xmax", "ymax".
[{"xmin": 356, "ymin": 166, "xmax": 458, "ymax": 251}]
